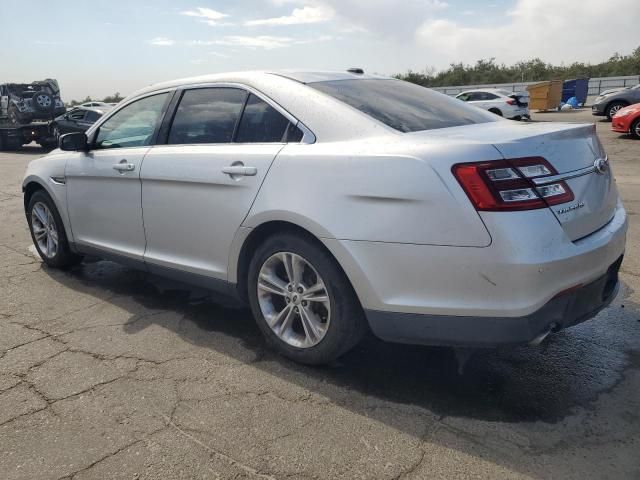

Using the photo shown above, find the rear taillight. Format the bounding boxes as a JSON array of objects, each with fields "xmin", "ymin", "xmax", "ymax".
[
  {"xmin": 506, "ymin": 99, "xmax": 516, "ymax": 105},
  {"xmin": 452, "ymin": 157, "xmax": 574, "ymax": 211}
]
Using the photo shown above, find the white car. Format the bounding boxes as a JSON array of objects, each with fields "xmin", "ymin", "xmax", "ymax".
[
  {"xmin": 22, "ymin": 71, "xmax": 626, "ymax": 365},
  {"xmin": 456, "ymin": 88, "xmax": 530, "ymax": 120},
  {"xmin": 78, "ymin": 101, "xmax": 112, "ymax": 108}
]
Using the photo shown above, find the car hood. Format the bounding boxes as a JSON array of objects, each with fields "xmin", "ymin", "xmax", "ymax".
[{"xmin": 599, "ymin": 87, "xmax": 629, "ymax": 97}]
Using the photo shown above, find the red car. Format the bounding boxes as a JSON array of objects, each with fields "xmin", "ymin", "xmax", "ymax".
[{"xmin": 611, "ymin": 104, "xmax": 640, "ymax": 139}]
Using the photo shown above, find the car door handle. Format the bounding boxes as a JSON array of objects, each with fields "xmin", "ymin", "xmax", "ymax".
[
  {"xmin": 113, "ymin": 162, "xmax": 135, "ymax": 172},
  {"xmin": 222, "ymin": 165, "xmax": 257, "ymax": 176}
]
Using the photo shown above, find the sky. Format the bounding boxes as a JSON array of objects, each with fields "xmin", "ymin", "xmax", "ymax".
[{"xmin": 1, "ymin": 0, "xmax": 638, "ymax": 101}]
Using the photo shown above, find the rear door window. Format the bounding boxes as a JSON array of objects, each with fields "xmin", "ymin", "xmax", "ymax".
[
  {"xmin": 69, "ymin": 109, "xmax": 86, "ymax": 121},
  {"xmin": 168, "ymin": 88, "xmax": 247, "ymax": 144},
  {"xmin": 84, "ymin": 111, "xmax": 100, "ymax": 122},
  {"xmin": 235, "ymin": 94, "xmax": 290, "ymax": 143}
]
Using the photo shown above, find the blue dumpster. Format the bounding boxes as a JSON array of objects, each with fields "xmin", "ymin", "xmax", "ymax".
[{"xmin": 562, "ymin": 78, "xmax": 589, "ymax": 105}]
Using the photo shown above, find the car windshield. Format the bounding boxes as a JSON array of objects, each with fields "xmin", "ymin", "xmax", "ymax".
[{"xmin": 308, "ymin": 79, "xmax": 497, "ymax": 133}]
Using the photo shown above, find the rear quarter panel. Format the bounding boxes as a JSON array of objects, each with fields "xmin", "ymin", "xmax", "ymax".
[{"xmin": 243, "ymin": 140, "xmax": 495, "ymax": 247}]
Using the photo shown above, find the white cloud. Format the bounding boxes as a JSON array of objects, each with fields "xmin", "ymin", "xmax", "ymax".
[
  {"xmin": 181, "ymin": 7, "xmax": 230, "ymax": 26},
  {"xmin": 415, "ymin": 0, "xmax": 640, "ymax": 69},
  {"xmin": 148, "ymin": 37, "xmax": 175, "ymax": 46},
  {"xmin": 209, "ymin": 51, "xmax": 230, "ymax": 58},
  {"xmin": 279, "ymin": 0, "xmax": 449, "ymax": 38},
  {"xmin": 245, "ymin": 5, "xmax": 333, "ymax": 26},
  {"xmin": 186, "ymin": 35, "xmax": 331, "ymax": 50},
  {"xmin": 202, "ymin": 35, "xmax": 295, "ymax": 49}
]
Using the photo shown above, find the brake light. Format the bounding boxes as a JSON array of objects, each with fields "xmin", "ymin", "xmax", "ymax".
[
  {"xmin": 452, "ymin": 157, "xmax": 574, "ymax": 211},
  {"xmin": 506, "ymin": 99, "xmax": 516, "ymax": 105}
]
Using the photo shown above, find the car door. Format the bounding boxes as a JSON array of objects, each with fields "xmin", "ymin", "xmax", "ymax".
[
  {"xmin": 65, "ymin": 91, "xmax": 171, "ymax": 261},
  {"xmin": 140, "ymin": 86, "xmax": 296, "ymax": 280}
]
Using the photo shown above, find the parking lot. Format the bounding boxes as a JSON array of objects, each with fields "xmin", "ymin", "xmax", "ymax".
[{"xmin": 0, "ymin": 109, "xmax": 639, "ymax": 479}]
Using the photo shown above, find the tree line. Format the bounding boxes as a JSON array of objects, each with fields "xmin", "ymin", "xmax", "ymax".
[
  {"xmin": 395, "ymin": 46, "xmax": 640, "ymax": 87},
  {"xmin": 67, "ymin": 92, "xmax": 123, "ymax": 106}
]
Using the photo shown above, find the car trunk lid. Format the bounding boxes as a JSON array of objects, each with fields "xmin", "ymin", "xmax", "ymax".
[
  {"xmin": 408, "ymin": 121, "xmax": 617, "ymax": 241},
  {"xmin": 490, "ymin": 122, "xmax": 617, "ymax": 241}
]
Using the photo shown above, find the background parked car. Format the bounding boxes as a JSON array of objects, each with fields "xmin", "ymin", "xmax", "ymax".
[
  {"xmin": 592, "ymin": 84, "xmax": 640, "ymax": 120},
  {"xmin": 50, "ymin": 106, "xmax": 110, "ymax": 143},
  {"xmin": 78, "ymin": 101, "xmax": 112, "ymax": 108},
  {"xmin": 456, "ymin": 88, "xmax": 530, "ymax": 120},
  {"xmin": 612, "ymin": 104, "xmax": 640, "ymax": 139}
]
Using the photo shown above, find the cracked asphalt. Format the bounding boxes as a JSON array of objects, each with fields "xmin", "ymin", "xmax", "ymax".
[{"xmin": 1, "ymin": 109, "xmax": 639, "ymax": 479}]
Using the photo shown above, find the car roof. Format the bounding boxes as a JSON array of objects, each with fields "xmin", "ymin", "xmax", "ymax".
[
  {"xmin": 135, "ymin": 70, "xmax": 389, "ymax": 95},
  {"xmin": 268, "ymin": 70, "xmax": 386, "ymax": 84},
  {"xmin": 459, "ymin": 88, "xmax": 505, "ymax": 95}
]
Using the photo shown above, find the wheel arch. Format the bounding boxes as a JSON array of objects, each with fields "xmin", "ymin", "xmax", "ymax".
[
  {"xmin": 231, "ymin": 219, "xmax": 370, "ymax": 309},
  {"xmin": 606, "ymin": 99, "xmax": 630, "ymax": 114},
  {"xmin": 22, "ymin": 178, "xmax": 75, "ymax": 244}
]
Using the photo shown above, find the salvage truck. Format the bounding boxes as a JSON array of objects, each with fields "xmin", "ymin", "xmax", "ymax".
[{"xmin": 0, "ymin": 79, "xmax": 65, "ymax": 150}]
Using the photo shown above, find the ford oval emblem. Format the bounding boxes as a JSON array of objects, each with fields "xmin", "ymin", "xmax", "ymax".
[{"xmin": 594, "ymin": 157, "xmax": 608, "ymax": 175}]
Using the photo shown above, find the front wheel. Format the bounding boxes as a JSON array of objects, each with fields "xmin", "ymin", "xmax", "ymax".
[
  {"xmin": 27, "ymin": 190, "xmax": 82, "ymax": 268},
  {"xmin": 631, "ymin": 118, "xmax": 640, "ymax": 139},
  {"xmin": 606, "ymin": 101, "xmax": 627, "ymax": 120},
  {"xmin": 247, "ymin": 232, "xmax": 366, "ymax": 365}
]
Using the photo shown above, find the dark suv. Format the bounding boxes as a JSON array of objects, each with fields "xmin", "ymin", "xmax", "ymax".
[{"xmin": 0, "ymin": 79, "xmax": 66, "ymax": 125}]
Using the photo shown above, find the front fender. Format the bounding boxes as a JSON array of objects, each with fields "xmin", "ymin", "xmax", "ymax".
[{"xmin": 22, "ymin": 155, "xmax": 73, "ymax": 244}]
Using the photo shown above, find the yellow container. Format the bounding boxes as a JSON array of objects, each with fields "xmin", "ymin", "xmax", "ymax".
[{"xmin": 526, "ymin": 80, "xmax": 563, "ymax": 111}]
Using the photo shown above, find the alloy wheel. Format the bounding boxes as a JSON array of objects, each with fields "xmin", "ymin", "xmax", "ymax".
[
  {"xmin": 257, "ymin": 252, "xmax": 331, "ymax": 348},
  {"xmin": 37, "ymin": 94, "xmax": 52, "ymax": 108},
  {"xmin": 31, "ymin": 202, "xmax": 58, "ymax": 258},
  {"xmin": 609, "ymin": 104, "xmax": 623, "ymax": 117}
]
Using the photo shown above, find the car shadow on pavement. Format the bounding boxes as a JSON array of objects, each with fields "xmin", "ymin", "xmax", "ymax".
[{"xmin": 40, "ymin": 259, "xmax": 640, "ymax": 426}]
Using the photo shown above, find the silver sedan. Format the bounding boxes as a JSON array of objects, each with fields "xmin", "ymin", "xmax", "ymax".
[{"xmin": 22, "ymin": 70, "xmax": 627, "ymax": 364}]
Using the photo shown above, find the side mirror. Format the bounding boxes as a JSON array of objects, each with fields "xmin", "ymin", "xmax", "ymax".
[{"xmin": 59, "ymin": 132, "xmax": 88, "ymax": 151}]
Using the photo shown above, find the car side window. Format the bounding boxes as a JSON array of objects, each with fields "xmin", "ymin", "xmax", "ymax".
[
  {"xmin": 168, "ymin": 88, "xmax": 247, "ymax": 145},
  {"xmin": 84, "ymin": 111, "xmax": 100, "ymax": 122},
  {"xmin": 94, "ymin": 93, "xmax": 169, "ymax": 150},
  {"xmin": 235, "ymin": 94, "xmax": 290, "ymax": 143},
  {"xmin": 467, "ymin": 92, "xmax": 481, "ymax": 101},
  {"xmin": 69, "ymin": 110, "xmax": 86, "ymax": 121},
  {"xmin": 283, "ymin": 122, "xmax": 304, "ymax": 143},
  {"xmin": 457, "ymin": 94, "xmax": 470, "ymax": 102},
  {"xmin": 484, "ymin": 93, "xmax": 499, "ymax": 100}
]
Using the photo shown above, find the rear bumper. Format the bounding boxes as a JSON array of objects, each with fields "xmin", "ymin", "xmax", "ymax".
[
  {"xmin": 366, "ymin": 256, "xmax": 622, "ymax": 347},
  {"xmin": 592, "ymin": 104, "xmax": 606, "ymax": 116}
]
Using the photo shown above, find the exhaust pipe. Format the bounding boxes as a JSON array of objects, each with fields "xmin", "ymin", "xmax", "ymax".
[{"xmin": 528, "ymin": 323, "xmax": 557, "ymax": 346}]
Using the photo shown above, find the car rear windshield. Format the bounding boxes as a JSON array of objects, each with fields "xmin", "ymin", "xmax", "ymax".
[{"xmin": 308, "ymin": 79, "xmax": 496, "ymax": 132}]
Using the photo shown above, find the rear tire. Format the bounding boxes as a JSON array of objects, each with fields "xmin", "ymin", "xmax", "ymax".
[
  {"xmin": 489, "ymin": 108, "xmax": 503, "ymax": 117},
  {"xmin": 27, "ymin": 190, "xmax": 82, "ymax": 268},
  {"xmin": 247, "ymin": 232, "xmax": 366, "ymax": 365}
]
